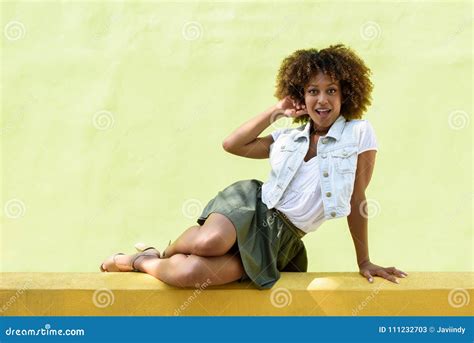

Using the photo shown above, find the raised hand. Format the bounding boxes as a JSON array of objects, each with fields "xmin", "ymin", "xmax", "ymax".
[{"xmin": 275, "ymin": 95, "xmax": 308, "ymax": 118}]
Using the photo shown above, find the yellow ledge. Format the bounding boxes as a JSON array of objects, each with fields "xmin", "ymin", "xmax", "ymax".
[{"xmin": 1, "ymin": 272, "xmax": 472, "ymax": 316}]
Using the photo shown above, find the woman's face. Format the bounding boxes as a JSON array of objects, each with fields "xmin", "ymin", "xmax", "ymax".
[{"xmin": 304, "ymin": 72, "xmax": 342, "ymax": 129}]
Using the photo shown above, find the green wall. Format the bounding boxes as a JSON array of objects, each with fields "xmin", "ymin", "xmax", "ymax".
[{"xmin": 1, "ymin": 0, "xmax": 472, "ymax": 273}]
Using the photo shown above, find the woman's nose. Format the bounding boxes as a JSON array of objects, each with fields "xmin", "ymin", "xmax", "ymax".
[{"xmin": 317, "ymin": 95, "xmax": 329, "ymax": 105}]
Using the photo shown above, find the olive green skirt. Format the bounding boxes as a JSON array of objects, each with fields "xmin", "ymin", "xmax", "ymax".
[{"xmin": 196, "ymin": 179, "xmax": 308, "ymax": 290}]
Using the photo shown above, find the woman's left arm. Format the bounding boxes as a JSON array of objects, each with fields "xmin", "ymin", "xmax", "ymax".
[{"xmin": 347, "ymin": 150, "xmax": 408, "ymax": 284}]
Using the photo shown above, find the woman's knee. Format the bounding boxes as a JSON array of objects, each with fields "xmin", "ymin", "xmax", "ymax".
[
  {"xmin": 192, "ymin": 216, "xmax": 237, "ymax": 256},
  {"xmin": 192, "ymin": 231, "xmax": 234, "ymax": 256}
]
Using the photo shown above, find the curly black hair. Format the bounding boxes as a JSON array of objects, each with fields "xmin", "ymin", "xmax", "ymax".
[{"xmin": 274, "ymin": 44, "xmax": 374, "ymax": 124}]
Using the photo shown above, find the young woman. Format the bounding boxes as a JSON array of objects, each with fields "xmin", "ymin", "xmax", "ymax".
[{"xmin": 100, "ymin": 44, "xmax": 407, "ymax": 289}]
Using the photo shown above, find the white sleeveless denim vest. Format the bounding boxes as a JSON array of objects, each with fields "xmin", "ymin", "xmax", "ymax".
[{"xmin": 262, "ymin": 115, "xmax": 360, "ymax": 220}]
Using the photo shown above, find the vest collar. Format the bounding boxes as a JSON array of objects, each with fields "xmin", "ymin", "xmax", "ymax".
[{"xmin": 293, "ymin": 115, "xmax": 346, "ymax": 142}]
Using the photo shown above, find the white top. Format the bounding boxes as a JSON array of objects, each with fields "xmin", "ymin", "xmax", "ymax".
[{"xmin": 268, "ymin": 120, "xmax": 378, "ymax": 233}]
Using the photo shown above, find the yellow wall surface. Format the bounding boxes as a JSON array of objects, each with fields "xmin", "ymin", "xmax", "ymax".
[{"xmin": 1, "ymin": 1, "xmax": 472, "ymax": 273}]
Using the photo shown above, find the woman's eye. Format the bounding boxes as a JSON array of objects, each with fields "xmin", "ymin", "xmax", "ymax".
[{"xmin": 308, "ymin": 89, "xmax": 337, "ymax": 95}]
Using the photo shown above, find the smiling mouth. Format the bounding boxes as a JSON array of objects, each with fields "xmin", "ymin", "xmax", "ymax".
[{"xmin": 316, "ymin": 109, "xmax": 331, "ymax": 115}]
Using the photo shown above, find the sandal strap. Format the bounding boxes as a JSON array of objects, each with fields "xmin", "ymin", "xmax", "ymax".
[
  {"xmin": 135, "ymin": 242, "xmax": 159, "ymax": 252},
  {"xmin": 161, "ymin": 240, "xmax": 172, "ymax": 258},
  {"xmin": 131, "ymin": 251, "xmax": 159, "ymax": 271}
]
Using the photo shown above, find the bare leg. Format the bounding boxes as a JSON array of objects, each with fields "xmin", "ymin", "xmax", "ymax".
[
  {"xmin": 132, "ymin": 253, "xmax": 245, "ymax": 287},
  {"xmin": 162, "ymin": 225, "xmax": 201, "ymax": 258},
  {"xmin": 101, "ymin": 212, "xmax": 245, "ymax": 286},
  {"xmin": 163, "ymin": 213, "xmax": 237, "ymax": 258}
]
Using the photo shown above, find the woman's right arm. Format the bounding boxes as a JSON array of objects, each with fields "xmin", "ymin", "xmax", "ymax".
[{"xmin": 222, "ymin": 97, "xmax": 307, "ymax": 159}]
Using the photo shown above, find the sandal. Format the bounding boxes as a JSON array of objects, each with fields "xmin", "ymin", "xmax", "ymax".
[
  {"xmin": 99, "ymin": 243, "xmax": 161, "ymax": 272},
  {"xmin": 161, "ymin": 239, "xmax": 172, "ymax": 258}
]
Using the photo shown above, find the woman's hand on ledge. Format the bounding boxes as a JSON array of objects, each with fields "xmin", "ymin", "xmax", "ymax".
[{"xmin": 358, "ymin": 260, "xmax": 408, "ymax": 284}]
